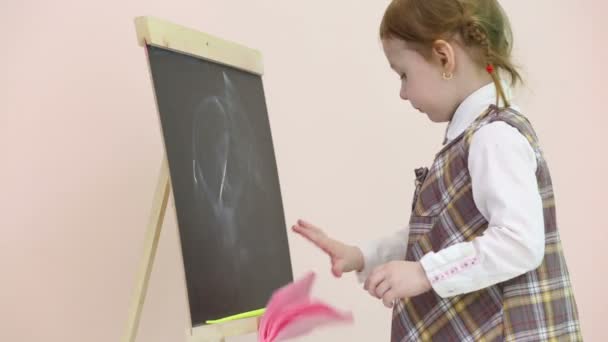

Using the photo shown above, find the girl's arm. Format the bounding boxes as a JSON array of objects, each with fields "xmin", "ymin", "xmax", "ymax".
[{"xmin": 419, "ymin": 121, "xmax": 544, "ymax": 298}]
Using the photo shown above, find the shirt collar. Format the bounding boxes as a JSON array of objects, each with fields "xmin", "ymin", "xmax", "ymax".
[{"xmin": 444, "ymin": 81, "xmax": 513, "ymax": 144}]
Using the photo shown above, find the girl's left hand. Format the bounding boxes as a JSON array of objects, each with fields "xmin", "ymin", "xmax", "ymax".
[{"xmin": 364, "ymin": 261, "xmax": 432, "ymax": 308}]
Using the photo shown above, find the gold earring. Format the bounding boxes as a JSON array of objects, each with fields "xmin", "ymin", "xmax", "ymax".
[{"xmin": 442, "ymin": 72, "xmax": 453, "ymax": 80}]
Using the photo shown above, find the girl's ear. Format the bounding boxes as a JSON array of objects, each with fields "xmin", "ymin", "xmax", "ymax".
[{"xmin": 432, "ymin": 40, "xmax": 456, "ymax": 74}]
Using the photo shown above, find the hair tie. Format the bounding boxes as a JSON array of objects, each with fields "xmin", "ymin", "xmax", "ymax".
[{"xmin": 486, "ymin": 64, "xmax": 495, "ymax": 74}]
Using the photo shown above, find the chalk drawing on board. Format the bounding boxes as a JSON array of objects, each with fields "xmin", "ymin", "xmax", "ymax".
[{"xmin": 191, "ymin": 72, "xmax": 259, "ymax": 251}]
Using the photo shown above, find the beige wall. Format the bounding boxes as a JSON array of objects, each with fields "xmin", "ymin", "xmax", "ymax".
[{"xmin": 1, "ymin": 0, "xmax": 604, "ymax": 341}]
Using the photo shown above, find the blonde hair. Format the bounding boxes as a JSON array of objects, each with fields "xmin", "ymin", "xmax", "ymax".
[{"xmin": 380, "ymin": 0, "xmax": 522, "ymax": 107}]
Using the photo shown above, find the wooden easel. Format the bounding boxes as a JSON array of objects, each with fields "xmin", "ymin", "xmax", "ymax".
[{"xmin": 122, "ymin": 16, "xmax": 265, "ymax": 342}]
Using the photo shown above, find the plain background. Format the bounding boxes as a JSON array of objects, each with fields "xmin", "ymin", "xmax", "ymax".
[{"xmin": 2, "ymin": 0, "xmax": 605, "ymax": 341}]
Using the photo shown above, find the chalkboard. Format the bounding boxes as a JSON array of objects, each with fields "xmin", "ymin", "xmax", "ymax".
[{"xmin": 146, "ymin": 45, "xmax": 293, "ymax": 327}]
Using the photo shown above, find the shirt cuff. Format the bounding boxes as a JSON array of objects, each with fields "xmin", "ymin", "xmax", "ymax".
[
  {"xmin": 354, "ymin": 227, "xmax": 410, "ymax": 283},
  {"xmin": 419, "ymin": 242, "xmax": 478, "ymax": 298},
  {"xmin": 355, "ymin": 242, "xmax": 379, "ymax": 283}
]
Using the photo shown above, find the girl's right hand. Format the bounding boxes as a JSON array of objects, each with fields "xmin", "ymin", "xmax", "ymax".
[{"xmin": 291, "ymin": 219, "xmax": 365, "ymax": 278}]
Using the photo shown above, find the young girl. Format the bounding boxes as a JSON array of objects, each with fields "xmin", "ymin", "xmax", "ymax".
[{"xmin": 292, "ymin": 0, "xmax": 582, "ymax": 340}]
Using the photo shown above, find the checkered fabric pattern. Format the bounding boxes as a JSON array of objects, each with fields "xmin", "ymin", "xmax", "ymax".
[{"xmin": 391, "ymin": 105, "xmax": 582, "ymax": 341}]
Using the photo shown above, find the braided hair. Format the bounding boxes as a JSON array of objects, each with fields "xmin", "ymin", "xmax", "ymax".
[{"xmin": 380, "ymin": 0, "xmax": 522, "ymax": 107}]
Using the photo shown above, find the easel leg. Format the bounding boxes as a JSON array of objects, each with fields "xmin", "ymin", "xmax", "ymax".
[{"xmin": 123, "ymin": 157, "xmax": 171, "ymax": 342}]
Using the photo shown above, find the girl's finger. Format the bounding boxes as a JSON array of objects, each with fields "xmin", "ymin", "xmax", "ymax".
[
  {"xmin": 292, "ymin": 221, "xmax": 325, "ymax": 239},
  {"xmin": 297, "ymin": 219, "xmax": 319, "ymax": 231},
  {"xmin": 364, "ymin": 264, "xmax": 384, "ymax": 289},
  {"xmin": 292, "ymin": 224, "xmax": 333, "ymax": 255},
  {"xmin": 364, "ymin": 266, "xmax": 386, "ymax": 297},
  {"xmin": 382, "ymin": 290, "xmax": 397, "ymax": 308},
  {"xmin": 332, "ymin": 258, "xmax": 346, "ymax": 278},
  {"xmin": 375, "ymin": 280, "xmax": 391, "ymax": 299}
]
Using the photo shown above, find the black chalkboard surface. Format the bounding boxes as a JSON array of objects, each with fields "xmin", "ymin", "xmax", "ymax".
[{"xmin": 146, "ymin": 45, "xmax": 293, "ymax": 327}]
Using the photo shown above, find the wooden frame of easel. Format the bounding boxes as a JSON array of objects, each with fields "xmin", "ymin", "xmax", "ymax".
[{"xmin": 123, "ymin": 16, "xmax": 265, "ymax": 342}]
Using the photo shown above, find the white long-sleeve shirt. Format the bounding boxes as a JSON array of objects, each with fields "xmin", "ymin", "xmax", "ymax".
[{"xmin": 357, "ymin": 82, "xmax": 545, "ymax": 298}]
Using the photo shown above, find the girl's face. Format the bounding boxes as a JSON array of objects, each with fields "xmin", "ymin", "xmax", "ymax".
[{"xmin": 382, "ymin": 37, "xmax": 461, "ymax": 123}]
